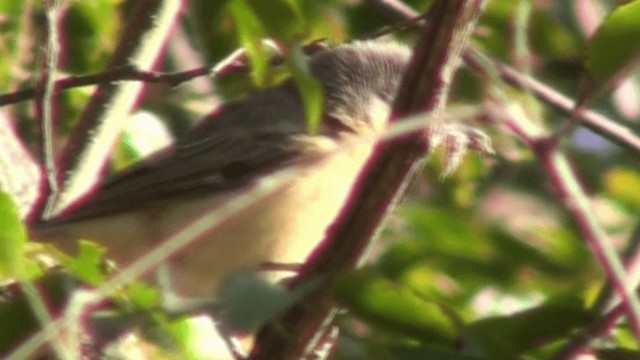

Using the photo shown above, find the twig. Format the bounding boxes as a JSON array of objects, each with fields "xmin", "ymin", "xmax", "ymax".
[
  {"xmin": 556, "ymin": 225, "xmax": 640, "ymax": 358},
  {"xmin": 463, "ymin": 49, "xmax": 640, "ymax": 154},
  {"xmin": 594, "ymin": 225, "xmax": 640, "ymax": 312},
  {"xmin": 36, "ymin": 0, "xmax": 62, "ymax": 219},
  {"xmin": 0, "ymin": 51, "xmax": 256, "ymax": 108},
  {"xmin": 0, "ymin": 66, "xmax": 208, "ymax": 107},
  {"xmin": 41, "ymin": 0, "xmax": 183, "ymax": 220},
  {"xmin": 489, "ymin": 98, "xmax": 640, "ymax": 346},
  {"xmin": 22, "ymin": 1, "xmax": 72, "ymax": 358}
]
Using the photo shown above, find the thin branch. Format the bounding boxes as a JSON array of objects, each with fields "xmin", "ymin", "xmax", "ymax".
[
  {"xmin": 556, "ymin": 224, "xmax": 640, "ymax": 358},
  {"xmin": 0, "ymin": 42, "xmax": 278, "ymax": 107},
  {"xmin": 249, "ymin": 1, "xmax": 487, "ymax": 358},
  {"xmin": 489, "ymin": 98, "xmax": 640, "ymax": 346},
  {"xmin": 364, "ymin": 0, "xmax": 418, "ymax": 22},
  {"xmin": 0, "ymin": 54, "xmax": 257, "ymax": 107},
  {"xmin": 366, "ymin": 0, "xmax": 640, "ymax": 154},
  {"xmin": 0, "ymin": 66, "xmax": 210, "ymax": 107},
  {"xmin": 17, "ymin": 1, "xmax": 73, "ymax": 358},
  {"xmin": 540, "ymin": 149, "xmax": 640, "ymax": 339},
  {"xmin": 594, "ymin": 225, "xmax": 640, "ymax": 312},
  {"xmin": 41, "ymin": 0, "xmax": 183, "ymax": 220},
  {"xmin": 463, "ymin": 49, "xmax": 640, "ymax": 154},
  {"xmin": 36, "ymin": 0, "xmax": 62, "ymax": 215}
]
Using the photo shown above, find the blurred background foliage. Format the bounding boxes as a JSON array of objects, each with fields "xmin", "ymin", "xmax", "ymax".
[{"xmin": 0, "ymin": 0, "xmax": 639, "ymax": 359}]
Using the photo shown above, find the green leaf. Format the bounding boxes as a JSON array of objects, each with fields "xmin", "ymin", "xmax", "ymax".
[
  {"xmin": 582, "ymin": 0, "xmax": 640, "ymax": 104},
  {"xmin": 0, "ymin": 192, "xmax": 27, "ymax": 278},
  {"xmin": 61, "ymin": 240, "xmax": 109, "ymax": 285},
  {"xmin": 333, "ymin": 269, "xmax": 461, "ymax": 346},
  {"xmin": 227, "ymin": 0, "xmax": 270, "ymax": 87},
  {"xmin": 287, "ymin": 44, "xmax": 324, "ymax": 133},
  {"xmin": 468, "ymin": 299, "xmax": 595, "ymax": 359},
  {"xmin": 64, "ymin": 1, "xmax": 120, "ymax": 72},
  {"xmin": 166, "ymin": 315, "xmax": 221, "ymax": 360},
  {"xmin": 603, "ymin": 167, "xmax": 640, "ymax": 212},
  {"xmin": 244, "ymin": 0, "xmax": 306, "ymax": 41},
  {"xmin": 114, "ymin": 111, "xmax": 173, "ymax": 171}
]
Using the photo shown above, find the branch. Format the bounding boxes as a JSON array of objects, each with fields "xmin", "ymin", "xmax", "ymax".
[
  {"xmin": 39, "ymin": 0, "xmax": 184, "ymax": 220},
  {"xmin": 0, "ymin": 59, "xmax": 249, "ymax": 107},
  {"xmin": 463, "ymin": 49, "xmax": 640, "ymax": 154},
  {"xmin": 556, "ymin": 225, "xmax": 640, "ymax": 358},
  {"xmin": 35, "ymin": 0, "xmax": 63, "ymax": 219},
  {"xmin": 249, "ymin": 1, "xmax": 487, "ymax": 358},
  {"xmin": 489, "ymin": 98, "xmax": 640, "ymax": 346},
  {"xmin": 0, "ymin": 40, "xmax": 309, "ymax": 108},
  {"xmin": 368, "ymin": 0, "xmax": 640, "ymax": 349},
  {"xmin": 14, "ymin": 2, "xmax": 73, "ymax": 359}
]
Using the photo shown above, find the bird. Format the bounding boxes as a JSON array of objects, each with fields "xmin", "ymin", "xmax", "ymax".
[{"xmin": 33, "ymin": 41, "xmax": 412, "ymax": 297}]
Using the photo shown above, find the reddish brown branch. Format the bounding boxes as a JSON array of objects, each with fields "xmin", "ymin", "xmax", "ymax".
[{"xmin": 248, "ymin": 1, "xmax": 487, "ymax": 358}]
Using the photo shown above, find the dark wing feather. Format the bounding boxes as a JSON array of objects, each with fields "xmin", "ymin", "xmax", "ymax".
[{"xmin": 55, "ymin": 85, "xmax": 315, "ymax": 221}]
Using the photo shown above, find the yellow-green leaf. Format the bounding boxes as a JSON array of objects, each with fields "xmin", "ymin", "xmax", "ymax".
[
  {"xmin": 581, "ymin": 0, "xmax": 640, "ymax": 103},
  {"xmin": 603, "ymin": 167, "xmax": 640, "ymax": 211},
  {"xmin": 227, "ymin": 0, "xmax": 270, "ymax": 87},
  {"xmin": 0, "ymin": 192, "xmax": 27, "ymax": 278},
  {"xmin": 333, "ymin": 269, "xmax": 460, "ymax": 345},
  {"xmin": 287, "ymin": 44, "xmax": 324, "ymax": 133},
  {"xmin": 61, "ymin": 240, "xmax": 109, "ymax": 285}
]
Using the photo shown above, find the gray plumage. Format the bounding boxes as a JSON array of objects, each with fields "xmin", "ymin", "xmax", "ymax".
[{"xmin": 49, "ymin": 41, "xmax": 410, "ymax": 222}]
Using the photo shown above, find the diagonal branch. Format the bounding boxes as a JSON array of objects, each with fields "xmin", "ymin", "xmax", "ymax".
[
  {"xmin": 463, "ymin": 49, "xmax": 640, "ymax": 154},
  {"xmin": 39, "ymin": 0, "xmax": 183, "ymax": 220},
  {"xmin": 489, "ymin": 97, "xmax": 640, "ymax": 347},
  {"xmin": 248, "ymin": 1, "xmax": 487, "ymax": 359}
]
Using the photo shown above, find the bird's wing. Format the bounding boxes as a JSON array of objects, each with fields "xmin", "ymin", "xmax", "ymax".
[{"xmin": 52, "ymin": 86, "xmax": 331, "ymax": 222}]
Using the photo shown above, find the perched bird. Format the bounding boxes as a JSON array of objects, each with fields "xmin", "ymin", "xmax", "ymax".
[{"xmin": 34, "ymin": 41, "xmax": 411, "ymax": 296}]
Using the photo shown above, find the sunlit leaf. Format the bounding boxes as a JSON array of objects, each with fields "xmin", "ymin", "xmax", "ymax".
[
  {"xmin": 0, "ymin": 192, "xmax": 27, "ymax": 278},
  {"xmin": 61, "ymin": 240, "xmax": 109, "ymax": 285},
  {"xmin": 334, "ymin": 269, "xmax": 461, "ymax": 346},
  {"xmin": 227, "ymin": 0, "xmax": 270, "ymax": 87},
  {"xmin": 603, "ymin": 167, "xmax": 640, "ymax": 211},
  {"xmin": 288, "ymin": 44, "xmax": 324, "ymax": 133}
]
